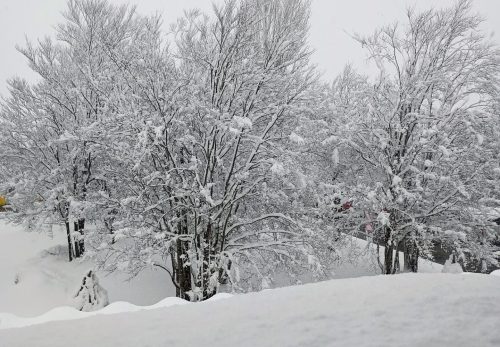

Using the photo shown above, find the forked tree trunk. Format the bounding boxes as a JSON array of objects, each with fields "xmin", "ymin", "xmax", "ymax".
[
  {"xmin": 172, "ymin": 221, "xmax": 218, "ymax": 302},
  {"xmin": 173, "ymin": 214, "xmax": 192, "ymax": 300}
]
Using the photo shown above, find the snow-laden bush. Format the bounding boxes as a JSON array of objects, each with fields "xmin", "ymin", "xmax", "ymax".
[{"xmin": 72, "ymin": 270, "xmax": 109, "ymax": 312}]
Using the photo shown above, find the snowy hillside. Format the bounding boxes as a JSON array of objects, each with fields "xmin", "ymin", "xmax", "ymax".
[
  {"xmin": 1, "ymin": 273, "xmax": 499, "ymax": 347},
  {"xmin": 0, "ymin": 220, "xmax": 175, "ymax": 316},
  {"xmin": 0, "ymin": 219, "xmax": 445, "ymax": 318}
]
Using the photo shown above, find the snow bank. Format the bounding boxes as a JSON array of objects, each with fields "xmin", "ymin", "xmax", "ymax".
[
  {"xmin": 442, "ymin": 260, "xmax": 464, "ymax": 273},
  {"xmin": 1, "ymin": 274, "xmax": 499, "ymax": 347},
  {"xmin": 0, "ymin": 293, "xmax": 230, "ymax": 329}
]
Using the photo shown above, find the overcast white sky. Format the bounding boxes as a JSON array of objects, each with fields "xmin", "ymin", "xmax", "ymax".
[{"xmin": 1, "ymin": 0, "xmax": 499, "ymax": 97}]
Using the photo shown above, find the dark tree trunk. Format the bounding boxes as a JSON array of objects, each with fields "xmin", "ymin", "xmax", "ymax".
[
  {"xmin": 172, "ymin": 222, "xmax": 217, "ymax": 301},
  {"xmin": 403, "ymin": 238, "xmax": 419, "ymax": 272},
  {"xmin": 175, "ymin": 237, "xmax": 192, "ymax": 300},
  {"xmin": 65, "ymin": 221, "xmax": 74, "ymax": 262},
  {"xmin": 392, "ymin": 248, "xmax": 400, "ymax": 274},
  {"xmin": 383, "ymin": 226, "xmax": 395, "ymax": 274},
  {"xmin": 73, "ymin": 219, "xmax": 85, "ymax": 258},
  {"xmin": 173, "ymin": 215, "xmax": 192, "ymax": 300},
  {"xmin": 202, "ymin": 222, "xmax": 216, "ymax": 300},
  {"xmin": 384, "ymin": 243, "xmax": 394, "ymax": 274}
]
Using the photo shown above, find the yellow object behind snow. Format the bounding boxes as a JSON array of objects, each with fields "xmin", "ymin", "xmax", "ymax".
[{"xmin": 0, "ymin": 196, "xmax": 7, "ymax": 207}]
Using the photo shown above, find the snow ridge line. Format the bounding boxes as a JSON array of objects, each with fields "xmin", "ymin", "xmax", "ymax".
[{"xmin": 0, "ymin": 293, "xmax": 233, "ymax": 330}]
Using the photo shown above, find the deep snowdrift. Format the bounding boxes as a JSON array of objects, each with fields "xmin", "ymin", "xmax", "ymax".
[{"xmin": 1, "ymin": 273, "xmax": 499, "ymax": 347}]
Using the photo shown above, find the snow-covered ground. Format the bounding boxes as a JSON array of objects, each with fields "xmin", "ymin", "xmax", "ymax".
[
  {"xmin": 0, "ymin": 219, "xmax": 443, "ymax": 318},
  {"xmin": 330, "ymin": 236, "xmax": 443, "ymax": 278},
  {"xmin": 1, "ymin": 219, "xmax": 499, "ymax": 346},
  {"xmin": 0, "ymin": 220, "xmax": 442, "ymax": 318},
  {"xmin": 0, "ymin": 220, "xmax": 175, "ymax": 316},
  {"xmin": 1, "ymin": 273, "xmax": 499, "ymax": 347}
]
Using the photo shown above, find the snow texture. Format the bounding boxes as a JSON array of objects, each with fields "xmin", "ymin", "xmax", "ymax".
[
  {"xmin": 0, "ymin": 221, "xmax": 175, "ymax": 317},
  {"xmin": 1, "ymin": 274, "xmax": 499, "ymax": 346},
  {"xmin": 442, "ymin": 257, "xmax": 464, "ymax": 274},
  {"xmin": 289, "ymin": 132, "xmax": 305, "ymax": 145},
  {"xmin": 0, "ymin": 220, "xmax": 443, "ymax": 318}
]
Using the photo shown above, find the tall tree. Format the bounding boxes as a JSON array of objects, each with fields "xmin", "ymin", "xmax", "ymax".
[
  {"xmin": 336, "ymin": 0, "xmax": 500, "ymax": 273},
  {"xmin": 0, "ymin": 0, "xmax": 141, "ymax": 260},
  {"xmin": 75, "ymin": 0, "xmax": 320, "ymax": 300}
]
